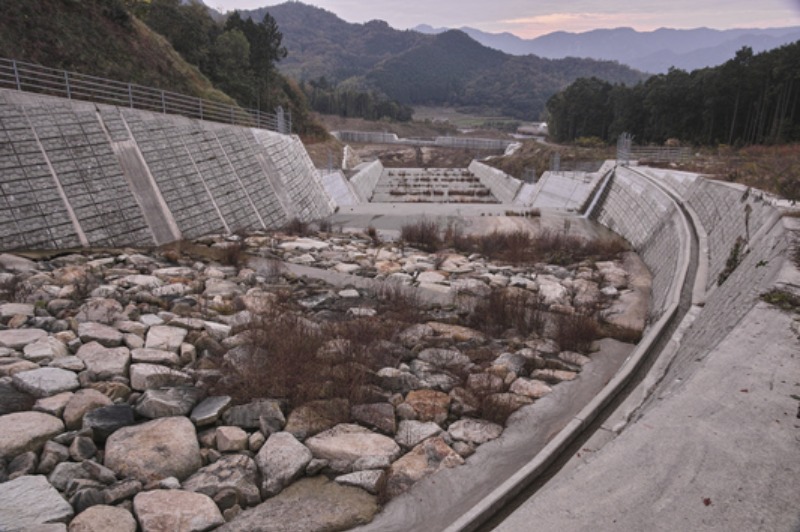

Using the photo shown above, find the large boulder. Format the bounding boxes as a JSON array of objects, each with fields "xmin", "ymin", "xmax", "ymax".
[
  {"xmin": 0, "ymin": 411, "xmax": 64, "ymax": 460},
  {"xmin": 0, "ymin": 329, "xmax": 47, "ymax": 349},
  {"xmin": 68, "ymin": 505, "xmax": 137, "ymax": 532},
  {"xmin": 0, "ymin": 475, "xmax": 74, "ymax": 530},
  {"xmin": 182, "ymin": 454, "xmax": 261, "ymax": 508},
  {"xmin": 133, "ymin": 489, "xmax": 224, "ymax": 532},
  {"xmin": 63, "ymin": 389, "xmax": 113, "ymax": 430},
  {"xmin": 104, "ymin": 417, "xmax": 201, "ymax": 483},
  {"xmin": 305, "ymin": 424, "xmax": 400, "ymax": 472},
  {"xmin": 256, "ymin": 432, "xmax": 312, "ymax": 496},
  {"xmin": 76, "ymin": 342, "xmax": 130, "ymax": 381},
  {"xmin": 283, "ymin": 399, "xmax": 349, "ymax": 440},
  {"xmin": 385, "ymin": 437, "xmax": 464, "ymax": 498},
  {"xmin": 11, "ymin": 367, "xmax": 79, "ymax": 398},
  {"xmin": 218, "ymin": 476, "xmax": 377, "ymax": 532}
]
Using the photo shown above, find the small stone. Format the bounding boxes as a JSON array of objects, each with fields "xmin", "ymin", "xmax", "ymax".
[
  {"xmin": 135, "ymin": 386, "xmax": 204, "ymax": 419},
  {"xmin": 133, "ymin": 489, "xmax": 224, "ymax": 532},
  {"xmin": 69, "ymin": 436, "xmax": 97, "ymax": 461},
  {"xmin": 76, "ymin": 342, "xmax": 130, "ymax": 381},
  {"xmin": 395, "ymin": 420, "xmax": 443, "ymax": 449},
  {"xmin": 509, "ymin": 378, "xmax": 553, "ymax": 399},
  {"xmin": 63, "ymin": 389, "xmax": 113, "ymax": 430},
  {"xmin": 37, "ymin": 440, "xmax": 69, "ymax": 475},
  {"xmin": 131, "ymin": 348, "xmax": 179, "ymax": 366},
  {"xmin": 78, "ymin": 323, "xmax": 123, "ymax": 348},
  {"xmin": 182, "ymin": 454, "xmax": 261, "ymax": 508},
  {"xmin": 144, "ymin": 326, "xmax": 188, "ymax": 353},
  {"xmin": 23, "ymin": 336, "xmax": 68, "ymax": 362},
  {"xmin": 335, "ymin": 469, "xmax": 385, "ymax": 495},
  {"xmin": 0, "ymin": 411, "xmax": 64, "ymax": 460},
  {"xmin": 448, "ymin": 418, "xmax": 503, "ymax": 445},
  {"xmin": 8, "ymin": 451, "xmax": 38, "ymax": 480},
  {"xmin": 216, "ymin": 426, "xmax": 248, "ymax": 452},
  {"xmin": 82, "ymin": 404, "xmax": 136, "ymax": 441},
  {"xmin": 68, "ymin": 505, "xmax": 137, "ymax": 532},
  {"xmin": 404, "ymin": 389, "xmax": 450, "ymax": 424},
  {"xmin": 191, "ymin": 396, "xmax": 232, "ymax": 426},
  {"xmin": 129, "ymin": 363, "xmax": 192, "ymax": 391}
]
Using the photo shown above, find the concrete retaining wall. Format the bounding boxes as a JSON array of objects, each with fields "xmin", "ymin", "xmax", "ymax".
[
  {"xmin": 349, "ymin": 160, "xmax": 384, "ymax": 203},
  {"xmin": 594, "ymin": 163, "xmax": 791, "ymax": 353},
  {"xmin": 468, "ymin": 161, "xmax": 523, "ymax": 204},
  {"xmin": 0, "ymin": 89, "xmax": 333, "ymax": 249}
]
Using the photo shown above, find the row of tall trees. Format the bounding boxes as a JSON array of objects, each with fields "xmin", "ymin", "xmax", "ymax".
[
  {"xmin": 547, "ymin": 43, "xmax": 800, "ymax": 146},
  {"xmin": 132, "ymin": 0, "xmax": 288, "ymax": 115},
  {"xmin": 301, "ymin": 78, "xmax": 413, "ymax": 122}
]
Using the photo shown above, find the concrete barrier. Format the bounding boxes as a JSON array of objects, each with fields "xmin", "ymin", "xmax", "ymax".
[
  {"xmin": 349, "ymin": 160, "xmax": 384, "ymax": 203},
  {"xmin": 0, "ymin": 89, "xmax": 334, "ymax": 249},
  {"xmin": 468, "ymin": 161, "xmax": 523, "ymax": 204}
]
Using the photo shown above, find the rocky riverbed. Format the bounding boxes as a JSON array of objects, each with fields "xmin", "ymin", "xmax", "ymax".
[{"xmin": 0, "ymin": 228, "xmax": 646, "ymax": 531}]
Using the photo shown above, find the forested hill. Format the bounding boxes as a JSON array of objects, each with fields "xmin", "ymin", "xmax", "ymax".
[
  {"xmin": 240, "ymin": 2, "xmax": 646, "ymax": 120},
  {"xmin": 546, "ymin": 42, "xmax": 800, "ymax": 146},
  {"xmin": 0, "ymin": 0, "xmax": 233, "ymax": 103}
]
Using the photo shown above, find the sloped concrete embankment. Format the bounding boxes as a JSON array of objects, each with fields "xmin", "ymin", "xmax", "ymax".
[
  {"xmin": 0, "ymin": 89, "xmax": 334, "ymax": 250},
  {"xmin": 489, "ymin": 167, "xmax": 798, "ymax": 531}
]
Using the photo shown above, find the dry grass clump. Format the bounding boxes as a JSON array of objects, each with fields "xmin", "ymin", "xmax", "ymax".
[
  {"xmin": 399, "ymin": 218, "xmax": 441, "ymax": 252},
  {"xmin": 469, "ymin": 289, "xmax": 545, "ymax": 337},
  {"xmin": 553, "ymin": 310, "xmax": 600, "ymax": 353},
  {"xmin": 282, "ymin": 218, "xmax": 311, "ymax": 236}
]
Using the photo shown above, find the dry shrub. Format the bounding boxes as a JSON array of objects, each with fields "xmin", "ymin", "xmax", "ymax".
[
  {"xmin": 219, "ymin": 241, "xmax": 245, "ymax": 267},
  {"xmin": 451, "ymin": 229, "xmax": 627, "ymax": 266},
  {"xmin": 216, "ymin": 309, "xmax": 325, "ymax": 406},
  {"xmin": 470, "ymin": 289, "xmax": 545, "ymax": 337},
  {"xmin": 366, "ymin": 226, "xmax": 380, "ymax": 245},
  {"xmin": 400, "ymin": 218, "xmax": 441, "ymax": 252},
  {"xmin": 282, "ymin": 218, "xmax": 311, "ymax": 236},
  {"xmin": 372, "ymin": 281, "xmax": 423, "ymax": 324},
  {"xmin": 598, "ymin": 321, "xmax": 643, "ymax": 344},
  {"xmin": 554, "ymin": 310, "xmax": 600, "ymax": 353}
]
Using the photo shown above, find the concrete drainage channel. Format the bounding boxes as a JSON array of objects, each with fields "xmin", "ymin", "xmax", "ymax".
[{"xmin": 442, "ymin": 166, "xmax": 703, "ymax": 532}]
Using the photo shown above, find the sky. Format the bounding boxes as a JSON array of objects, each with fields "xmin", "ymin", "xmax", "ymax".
[{"xmin": 205, "ymin": 0, "xmax": 800, "ymax": 38}]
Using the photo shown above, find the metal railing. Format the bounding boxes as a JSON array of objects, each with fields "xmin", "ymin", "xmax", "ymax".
[{"xmin": 0, "ymin": 57, "xmax": 291, "ymax": 133}]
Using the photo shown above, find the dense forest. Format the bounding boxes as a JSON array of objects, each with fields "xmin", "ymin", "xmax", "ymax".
[
  {"xmin": 300, "ymin": 78, "xmax": 414, "ymax": 122},
  {"xmin": 546, "ymin": 43, "xmax": 800, "ymax": 146}
]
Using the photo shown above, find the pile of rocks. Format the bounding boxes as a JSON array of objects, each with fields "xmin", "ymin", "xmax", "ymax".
[{"xmin": 0, "ymin": 231, "xmax": 635, "ymax": 531}]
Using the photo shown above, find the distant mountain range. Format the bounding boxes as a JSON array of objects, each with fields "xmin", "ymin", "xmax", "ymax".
[
  {"xmin": 236, "ymin": 2, "xmax": 645, "ymax": 120},
  {"xmin": 414, "ymin": 24, "xmax": 800, "ymax": 73}
]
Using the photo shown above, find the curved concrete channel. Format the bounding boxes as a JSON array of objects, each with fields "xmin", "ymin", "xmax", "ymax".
[{"xmin": 334, "ymin": 165, "xmax": 698, "ymax": 532}]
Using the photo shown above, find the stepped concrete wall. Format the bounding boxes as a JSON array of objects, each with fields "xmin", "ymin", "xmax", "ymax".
[
  {"xmin": 0, "ymin": 89, "xmax": 333, "ymax": 249},
  {"xmin": 468, "ymin": 161, "xmax": 523, "ymax": 204}
]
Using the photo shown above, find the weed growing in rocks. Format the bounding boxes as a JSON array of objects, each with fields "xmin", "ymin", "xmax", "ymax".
[
  {"xmin": 554, "ymin": 310, "xmax": 600, "ymax": 353},
  {"xmin": 400, "ymin": 218, "xmax": 441, "ymax": 252},
  {"xmin": 470, "ymin": 289, "xmax": 546, "ymax": 337},
  {"xmin": 282, "ymin": 218, "xmax": 311, "ymax": 236},
  {"xmin": 761, "ymin": 288, "xmax": 800, "ymax": 312}
]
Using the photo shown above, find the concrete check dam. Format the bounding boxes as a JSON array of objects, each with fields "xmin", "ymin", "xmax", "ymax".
[{"xmin": 0, "ymin": 88, "xmax": 798, "ymax": 531}]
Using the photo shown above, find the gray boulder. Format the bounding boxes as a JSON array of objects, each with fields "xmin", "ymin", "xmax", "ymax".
[
  {"xmin": 0, "ymin": 411, "xmax": 64, "ymax": 460},
  {"xmin": 256, "ymin": 432, "xmax": 312, "ymax": 496},
  {"xmin": 104, "ymin": 416, "xmax": 201, "ymax": 483}
]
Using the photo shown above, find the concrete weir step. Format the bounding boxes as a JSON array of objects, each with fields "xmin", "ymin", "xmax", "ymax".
[{"xmin": 371, "ymin": 167, "xmax": 499, "ymax": 203}]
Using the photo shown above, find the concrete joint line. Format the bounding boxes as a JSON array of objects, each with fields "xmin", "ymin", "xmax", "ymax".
[
  {"xmin": 446, "ymin": 167, "xmax": 695, "ymax": 532},
  {"xmin": 211, "ymin": 129, "xmax": 266, "ymax": 230},
  {"xmin": 23, "ymin": 107, "xmax": 89, "ymax": 247},
  {"xmin": 180, "ymin": 137, "xmax": 230, "ymax": 234}
]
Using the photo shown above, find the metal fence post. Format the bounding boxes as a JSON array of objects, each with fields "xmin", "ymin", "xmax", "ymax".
[
  {"xmin": 64, "ymin": 71, "xmax": 71, "ymax": 99},
  {"xmin": 127, "ymin": 84, "xmax": 133, "ymax": 108},
  {"xmin": 199, "ymin": 99, "xmax": 203, "ymax": 120},
  {"xmin": 161, "ymin": 90, "xmax": 166, "ymax": 114},
  {"xmin": 12, "ymin": 59, "xmax": 21, "ymax": 91}
]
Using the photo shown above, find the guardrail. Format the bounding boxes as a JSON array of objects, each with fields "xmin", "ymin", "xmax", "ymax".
[{"xmin": 0, "ymin": 57, "xmax": 290, "ymax": 133}]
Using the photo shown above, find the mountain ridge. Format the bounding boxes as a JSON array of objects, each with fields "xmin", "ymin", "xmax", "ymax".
[
  {"xmin": 415, "ymin": 24, "xmax": 800, "ymax": 73},
  {"xmin": 237, "ymin": 2, "xmax": 645, "ymax": 120}
]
